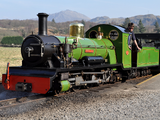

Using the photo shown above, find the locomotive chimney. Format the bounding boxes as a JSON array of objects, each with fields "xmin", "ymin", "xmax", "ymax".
[{"xmin": 37, "ymin": 13, "xmax": 49, "ymax": 36}]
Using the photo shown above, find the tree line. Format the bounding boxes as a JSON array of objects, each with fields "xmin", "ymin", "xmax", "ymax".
[{"xmin": 1, "ymin": 36, "xmax": 23, "ymax": 45}]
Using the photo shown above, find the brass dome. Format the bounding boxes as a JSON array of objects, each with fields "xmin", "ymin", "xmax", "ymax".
[{"xmin": 69, "ymin": 23, "xmax": 84, "ymax": 38}]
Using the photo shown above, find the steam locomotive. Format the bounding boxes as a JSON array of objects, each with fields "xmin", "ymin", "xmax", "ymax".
[{"xmin": 2, "ymin": 13, "xmax": 160, "ymax": 94}]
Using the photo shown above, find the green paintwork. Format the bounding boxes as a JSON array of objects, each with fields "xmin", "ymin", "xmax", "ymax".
[
  {"xmin": 85, "ymin": 24, "xmax": 130, "ymax": 67},
  {"xmin": 122, "ymin": 33, "xmax": 131, "ymax": 68},
  {"xmin": 102, "ymin": 39, "xmax": 117, "ymax": 64},
  {"xmin": 60, "ymin": 80, "xmax": 70, "ymax": 92},
  {"xmin": 56, "ymin": 36, "xmax": 117, "ymax": 64},
  {"xmin": 137, "ymin": 47, "xmax": 159, "ymax": 67}
]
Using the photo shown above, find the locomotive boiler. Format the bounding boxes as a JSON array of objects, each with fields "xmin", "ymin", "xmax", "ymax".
[{"xmin": 2, "ymin": 13, "xmax": 160, "ymax": 94}]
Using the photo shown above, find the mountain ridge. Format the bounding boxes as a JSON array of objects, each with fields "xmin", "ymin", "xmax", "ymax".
[
  {"xmin": 43, "ymin": 10, "xmax": 160, "ymax": 26},
  {"xmin": 90, "ymin": 14, "xmax": 160, "ymax": 26},
  {"xmin": 48, "ymin": 9, "xmax": 90, "ymax": 23}
]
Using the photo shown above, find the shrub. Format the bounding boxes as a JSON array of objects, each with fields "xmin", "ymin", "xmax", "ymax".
[{"xmin": 1, "ymin": 36, "xmax": 23, "ymax": 45}]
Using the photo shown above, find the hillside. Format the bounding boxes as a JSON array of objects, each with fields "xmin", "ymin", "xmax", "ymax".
[
  {"xmin": 89, "ymin": 14, "xmax": 160, "ymax": 26},
  {"xmin": 129, "ymin": 14, "xmax": 160, "ymax": 26},
  {"xmin": 0, "ymin": 19, "xmax": 97, "ymax": 42}
]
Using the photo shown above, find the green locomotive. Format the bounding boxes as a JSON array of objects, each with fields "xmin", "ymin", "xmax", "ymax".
[{"xmin": 2, "ymin": 13, "xmax": 159, "ymax": 94}]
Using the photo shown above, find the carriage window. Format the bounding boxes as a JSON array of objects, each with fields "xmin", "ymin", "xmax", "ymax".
[
  {"xmin": 109, "ymin": 30, "xmax": 119, "ymax": 40},
  {"xmin": 89, "ymin": 31, "xmax": 97, "ymax": 38}
]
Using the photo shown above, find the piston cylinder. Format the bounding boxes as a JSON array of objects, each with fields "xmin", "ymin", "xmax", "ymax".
[{"xmin": 60, "ymin": 80, "xmax": 70, "ymax": 92}]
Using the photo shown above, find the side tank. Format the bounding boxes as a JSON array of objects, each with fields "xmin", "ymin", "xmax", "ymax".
[
  {"xmin": 57, "ymin": 23, "xmax": 116, "ymax": 64},
  {"xmin": 57, "ymin": 36, "xmax": 109, "ymax": 60}
]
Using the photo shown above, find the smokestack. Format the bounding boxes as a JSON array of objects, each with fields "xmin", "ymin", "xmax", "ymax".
[{"xmin": 37, "ymin": 13, "xmax": 49, "ymax": 35}]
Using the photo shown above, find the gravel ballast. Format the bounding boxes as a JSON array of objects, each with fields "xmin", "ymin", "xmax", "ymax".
[{"xmin": 0, "ymin": 85, "xmax": 160, "ymax": 120}]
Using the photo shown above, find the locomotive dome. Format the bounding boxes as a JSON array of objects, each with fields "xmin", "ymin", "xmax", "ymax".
[{"xmin": 69, "ymin": 23, "xmax": 84, "ymax": 38}]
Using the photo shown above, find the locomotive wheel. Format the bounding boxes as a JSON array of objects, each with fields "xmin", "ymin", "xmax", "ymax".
[
  {"xmin": 55, "ymin": 89, "xmax": 60, "ymax": 94},
  {"xmin": 141, "ymin": 70, "xmax": 144, "ymax": 76},
  {"xmin": 69, "ymin": 88, "xmax": 75, "ymax": 92},
  {"xmin": 110, "ymin": 74, "xmax": 117, "ymax": 83},
  {"xmin": 137, "ymin": 70, "xmax": 140, "ymax": 77},
  {"xmin": 127, "ymin": 72, "xmax": 131, "ymax": 80},
  {"xmin": 143, "ymin": 70, "xmax": 147, "ymax": 76},
  {"xmin": 45, "ymin": 91, "xmax": 56, "ymax": 96},
  {"xmin": 148, "ymin": 69, "xmax": 151, "ymax": 75}
]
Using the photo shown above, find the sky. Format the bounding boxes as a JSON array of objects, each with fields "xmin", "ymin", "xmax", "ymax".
[{"xmin": 0, "ymin": 0, "xmax": 160, "ymax": 20}]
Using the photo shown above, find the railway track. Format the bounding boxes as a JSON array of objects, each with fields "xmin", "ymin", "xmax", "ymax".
[
  {"xmin": 0, "ymin": 94, "xmax": 48, "ymax": 110},
  {"xmin": 0, "ymin": 74, "xmax": 153, "ymax": 111}
]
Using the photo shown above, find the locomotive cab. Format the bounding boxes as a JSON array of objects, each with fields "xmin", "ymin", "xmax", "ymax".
[{"xmin": 85, "ymin": 24, "xmax": 133, "ymax": 68}]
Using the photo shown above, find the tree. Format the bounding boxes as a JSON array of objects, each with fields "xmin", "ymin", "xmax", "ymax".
[
  {"xmin": 52, "ymin": 18, "xmax": 56, "ymax": 23},
  {"xmin": 21, "ymin": 29, "xmax": 25, "ymax": 38},
  {"xmin": 133, "ymin": 26, "xmax": 139, "ymax": 33},
  {"xmin": 154, "ymin": 21, "xmax": 160, "ymax": 33},
  {"xmin": 122, "ymin": 18, "xmax": 131, "ymax": 28},
  {"xmin": 81, "ymin": 20, "xmax": 85, "ymax": 26},
  {"xmin": 1, "ymin": 36, "xmax": 23, "ymax": 45},
  {"xmin": 138, "ymin": 19, "xmax": 146, "ymax": 33},
  {"xmin": 110, "ymin": 21, "xmax": 117, "ymax": 25},
  {"xmin": 89, "ymin": 24, "xmax": 93, "ymax": 28}
]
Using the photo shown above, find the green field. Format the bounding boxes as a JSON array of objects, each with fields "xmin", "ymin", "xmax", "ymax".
[{"xmin": 0, "ymin": 47, "xmax": 22, "ymax": 78}]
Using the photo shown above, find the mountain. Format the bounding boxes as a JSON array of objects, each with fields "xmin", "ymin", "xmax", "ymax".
[
  {"xmin": 48, "ymin": 10, "xmax": 90, "ymax": 23},
  {"xmin": 89, "ymin": 14, "xmax": 160, "ymax": 26},
  {"xmin": 89, "ymin": 16, "xmax": 125, "ymax": 24},
  {"xmin": 89, "ymin": 16, "xmax": 110, "ymax": 23},
  {"xmin": 129, "ymin": 14, "xmax": 160, "ymax": 26}
]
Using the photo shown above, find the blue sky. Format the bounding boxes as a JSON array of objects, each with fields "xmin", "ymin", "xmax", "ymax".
[{"xmin": 0, "ymin": 0, "xmax": 160, "ymax": 20}]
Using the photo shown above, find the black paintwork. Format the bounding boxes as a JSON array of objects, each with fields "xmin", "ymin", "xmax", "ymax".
[
  {"xmin": 37, "ymin": 13, "xmax": 49, "ymax": 36},
  {"xmin": 135, "ymin": 33, "xmax": 160, "ymax": 40},
  {"xmin": 21, "ymin": 35, "xmax": 61, "ymax": 67}
]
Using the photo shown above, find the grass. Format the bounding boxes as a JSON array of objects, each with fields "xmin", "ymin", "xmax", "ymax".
[{"xmin": 0, "ymin": 47, "xmax": 22, "ymax": 78}]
